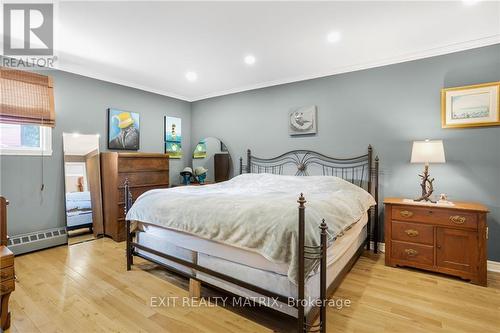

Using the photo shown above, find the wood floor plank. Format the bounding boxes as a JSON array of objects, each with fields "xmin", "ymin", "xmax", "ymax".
[{"xmin": 6, "ymin": 238, "xmax": 500, "ymax": 332}]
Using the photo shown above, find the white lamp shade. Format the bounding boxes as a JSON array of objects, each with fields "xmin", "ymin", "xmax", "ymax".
[{"xmin": 411, "ymin": 140, "xmax": 446, "ymax": 164}]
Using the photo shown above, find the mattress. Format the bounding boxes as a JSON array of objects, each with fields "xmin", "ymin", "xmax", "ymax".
[
  {"xmin": 137, "ymin": 212, "xmax": 368, "ymax": 276},
  {"xmin": 128, "ymin": 173, "xmax": 376, "ymax": 284},
  {"xmin": 136, "ymin": 214, "xmax": 367, "ymax": 316}
]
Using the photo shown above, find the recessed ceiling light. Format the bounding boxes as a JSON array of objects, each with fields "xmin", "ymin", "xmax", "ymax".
[
  {"xmin": 244, "ymin": 55, "xmax": 256, "ymax": 65},
  {"xmin": 185, "ymin": 71, "xmax": 197, "ymax": 82},
  {"xmin": 326, "ymin": 31, "xmax": 341, "ymax": 43}
]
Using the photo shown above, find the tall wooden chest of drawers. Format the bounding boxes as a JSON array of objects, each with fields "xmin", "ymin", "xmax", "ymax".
[
  {"xmin": 384, "ymin": 198, "xmax": 488, "ymax": 286},
  {"xmin": 101, "ymin": 152, "xmax": 169, "ymax": 242}
]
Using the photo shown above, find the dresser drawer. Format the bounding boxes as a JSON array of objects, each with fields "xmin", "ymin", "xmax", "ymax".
[
  {"xmin": 0, "ymin": 266, "xmax": 14, "ymax": 282},
  {"xmin": 118, "ymin": 185, "xmax": 169, "ymax": 203},
  {"xmin": 118, "ymin": 171, "xmax": 168, "ymax": 187},
  {"xmin": 0, "ymin": 253, "xmax": 13, "ymax": 269},
  {"xmin": 392, "ymin": 221, "xmax": 433, "ymax": 245},
  {"xmin": 392, "ymin": 206, "xmax": 477, "ymax": 230},
  {"xmin": 118, "ymin": 157, "xmax": 168, "ymax": 173},
  {"xmin": 391, "ymin": 241, "xmax": 434, "ymax": 266},
  {"xmin": 0, "ymin": 278, "xmax": 14, "ymax": 295}
]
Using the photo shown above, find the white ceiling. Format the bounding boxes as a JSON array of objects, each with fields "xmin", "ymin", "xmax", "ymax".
[{"xmin": 49, "ymin": 1, "xmax": 500, "ymax": 101}]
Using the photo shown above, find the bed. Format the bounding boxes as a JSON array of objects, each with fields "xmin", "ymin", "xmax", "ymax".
[
  {"xmin": 65, "ymin": 191, "xmax": 93, "ymax": 230},
  {"xmin": 124, "ymin": 146, "xmax": 379, "ymax": 333}
]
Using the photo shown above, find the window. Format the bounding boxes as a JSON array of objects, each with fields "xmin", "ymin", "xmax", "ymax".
[
  {"xmin": 0, "ymin": 123, "xmax": 52, "ymax": 156},
  {"xmin": 0, "ymin": 67, "xmax": 55, "ymax": 155}
]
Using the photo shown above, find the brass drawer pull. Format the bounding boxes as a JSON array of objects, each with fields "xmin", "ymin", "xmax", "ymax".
[
  {"xmin": 449, "ymin": 215, "xmax": 466, "ymax": 224},
  {"xmin": 400, "ymin": 210, "xmax": 414, "ymax": 218},
  {"xmin": 404, "ymin": 248, "xmax": 418, "ymax": 256},
  {"xmin": 405, "ymin": 229, "xmax": 419, "ymax": 237}
]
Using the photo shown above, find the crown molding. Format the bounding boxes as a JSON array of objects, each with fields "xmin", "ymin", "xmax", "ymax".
[
  {"xmin": 191, "ymin": 35, "xmax": 500, "ymax": 102},
  {"xmin": 52, "ymin": 64, "xmax": 192, "ymax": 102},
  {"xmin": 32, "ymin": 34, "xmax": 500, "ymax": 103}
]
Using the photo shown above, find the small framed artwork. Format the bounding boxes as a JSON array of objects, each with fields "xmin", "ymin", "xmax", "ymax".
[
  {"xmin": 289, "ymin": 105, "xmax": 317, "ymax": 135},
  {"xmin": 441, "ymin": 82, "xmax": 500, "ymax": 128},
  {"xmin": 107, "ymin": 108, "xmax": 140, "ymax": 150},
  {"xmin": 164, "ymin": 116, "xmax": 183, "ymax": 159},
  {"xmin": 193, "ymin": 139, "xmax": 207, "ymax": 159}
]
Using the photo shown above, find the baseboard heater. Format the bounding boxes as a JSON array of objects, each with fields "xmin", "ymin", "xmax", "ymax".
[{"xmin": 8, "ymin": 227, "xmax": 67, "ymax": 255}]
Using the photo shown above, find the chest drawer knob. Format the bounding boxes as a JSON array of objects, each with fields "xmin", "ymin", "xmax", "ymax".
[
  {"xmin": 405, "ymin": 229, "xmax": 419, "ymax": 237},
  {"xmin": 400, "ymin": 210, "xmax": 414, "ymax": 218},
  {"xmin": 449, "ymin": 215, "xmax": 466, "ymax": 224},
  {"xmin": 404, "ymin": 248, "xmax": 418, "ymax": 256}
]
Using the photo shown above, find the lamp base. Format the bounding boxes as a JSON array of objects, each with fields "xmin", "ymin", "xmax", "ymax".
[
  {"xmin": 414, "ymin": 197, "xmax": 436, "ymax": 204},
  {"xmin": 414, "ymin": 164, "xmax": 435, "ymax": 203}
]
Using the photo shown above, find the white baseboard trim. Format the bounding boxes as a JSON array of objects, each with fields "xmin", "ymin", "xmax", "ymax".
[
  {"xmin": 370, "ymin": 241, "xmax": 500, "ymax": 273},
  {"xmin": 487, "ymin": 260, "xmax": 500, "ymax": 273},
  {"xmin": 369, "ymin": 241, "xmax": 385, "ymax": 253}
]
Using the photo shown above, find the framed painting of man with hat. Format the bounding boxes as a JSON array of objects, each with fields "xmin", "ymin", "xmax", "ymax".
[{"xmin": 108, "ymin": 108, "xmax": 140, "ymax": 150}]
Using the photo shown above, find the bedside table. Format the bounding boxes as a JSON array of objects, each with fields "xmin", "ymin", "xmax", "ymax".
[
  {"xmin": 0, "ymin": 246, "xmax": 14, "ymax": 330},
  {"xmin": 384, "ymin": 198, "xmax": 488, "ymax": 286}
]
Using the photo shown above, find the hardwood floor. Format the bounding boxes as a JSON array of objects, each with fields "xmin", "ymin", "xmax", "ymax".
[{"xmin": 7, "ymin": 238, "xmax": 500, "ymax": 333}]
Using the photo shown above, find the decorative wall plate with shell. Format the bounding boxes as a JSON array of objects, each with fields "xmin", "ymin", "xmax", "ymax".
[{"xmin": 289, "ymin": 105, "xmax": 317, "ymax": 135}]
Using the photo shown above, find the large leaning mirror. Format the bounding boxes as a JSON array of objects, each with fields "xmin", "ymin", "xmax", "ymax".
[
  {"xmin": 63, "ymin": 133, "xmax": 104, "ymax": 245},
  {"xmin": 192, "ymin": 137, "xmax": 232, "ymax": 183}
]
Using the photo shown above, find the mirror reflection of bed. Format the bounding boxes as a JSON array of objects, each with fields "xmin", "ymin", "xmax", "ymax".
[
  {"xmin": 192, "ymin": 137, "xmax": 231, "ymax": 183},
  {"xmin": 63, "ymin": 133, "xmax": 104, "ymax": 245}
]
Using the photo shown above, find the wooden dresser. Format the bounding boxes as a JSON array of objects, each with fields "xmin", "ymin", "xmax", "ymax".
[
  {"xmin": 101, "ymin": 153, "xmax": 169, "ymax": 242},
  {"xmin": 0, "ymin": 197, "xmax": 14, "ymax": 330},
  {"xmin": 384, "ymin": 198, "xmax": 488, "ymax": 286}
]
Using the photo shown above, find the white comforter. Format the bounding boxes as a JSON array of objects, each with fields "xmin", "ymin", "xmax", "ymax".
[
  {"xmin": 126, "ymin": 173, "xmax": 376, "ymax": 284},
  {"xmin": 65, "ymin": 191, "xmax": 92, "ymax": 211}
]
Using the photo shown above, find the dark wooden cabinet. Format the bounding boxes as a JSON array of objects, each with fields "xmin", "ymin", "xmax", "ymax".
[
  {"xmin": 214, "ymin": 153, "xmax": 230, "ymax": 182},
  {"xmin": 101, "ymin": 153, "xmax": 169, "ymax": 242},
  {"xmin": 384, "ymin": 198, "xmax": 488, "ymax": 286}
]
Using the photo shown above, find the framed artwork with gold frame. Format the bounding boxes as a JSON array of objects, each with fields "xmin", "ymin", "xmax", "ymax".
[{"xmin": 441, "ymin": 82, "xmax": 500, "ymax": 128}]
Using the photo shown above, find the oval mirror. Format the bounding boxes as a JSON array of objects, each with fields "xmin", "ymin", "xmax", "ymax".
[{"xmin": 192, "ymin": 137, "xmax": 231, "ymax": 183}]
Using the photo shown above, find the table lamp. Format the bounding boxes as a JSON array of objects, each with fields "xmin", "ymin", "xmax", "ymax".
[{"xmin": 410, "ymin": 139, "xmax": 446, "ymax": 202}]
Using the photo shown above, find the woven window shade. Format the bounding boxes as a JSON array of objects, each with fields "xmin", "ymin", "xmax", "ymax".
[{"xmin": 0, "ymin": 67, "xmax": 55, "ymax": 127}]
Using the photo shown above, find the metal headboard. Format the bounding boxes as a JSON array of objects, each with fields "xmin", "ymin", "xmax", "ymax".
[{"xmin": 239, "ymin": 145, "xmax": 380, "ymax": 252}]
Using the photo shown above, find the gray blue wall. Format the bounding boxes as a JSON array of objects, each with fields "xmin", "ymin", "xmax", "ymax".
[
  {"xmin": 191, "ymin": 44, "xmax": 500, "ymax": 261},
  {"xmin": 1, "ymin": 45, "xmax": 499, "ymax": 261},
  {"xmin": 0, "ymin": 70, "xmax": 191, "ymax": 236}
]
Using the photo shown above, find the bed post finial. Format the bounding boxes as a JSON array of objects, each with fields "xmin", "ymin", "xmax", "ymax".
[
  {"xmin": 297, "ymin": 193, "xmax": 306, "ymax": 332},
  {"xmin": 298, "ymin": 193, "xmax": 306, "ymax": 206},
  {"xmin": 246, "ymin": 149, "xmax": 251, "ymax": 174}
]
